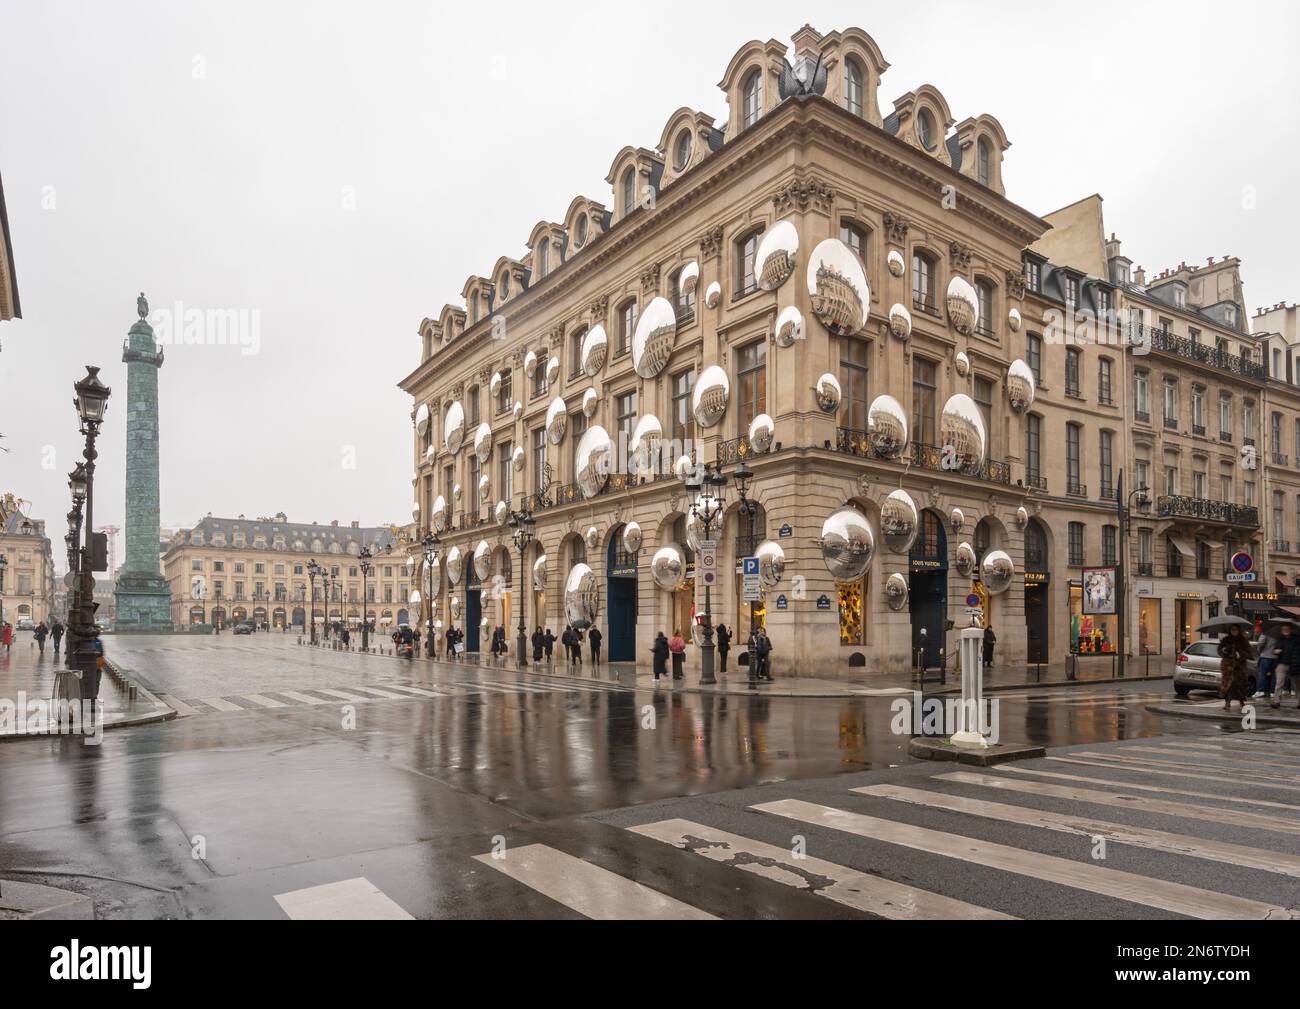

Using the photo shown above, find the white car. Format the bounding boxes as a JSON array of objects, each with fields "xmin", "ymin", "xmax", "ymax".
[{"xmin": 1173, "ymin": 639, "xmax": 1258, "ymax": 698}]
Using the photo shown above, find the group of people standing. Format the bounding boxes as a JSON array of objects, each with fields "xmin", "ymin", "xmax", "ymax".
[
  {"xmin": 650, "ymin": 623, "xmax": 772, "ymax": 682},
  {"xmin": 1216, "ymin": 619, "xmax": 1300, "ymax": 710}
]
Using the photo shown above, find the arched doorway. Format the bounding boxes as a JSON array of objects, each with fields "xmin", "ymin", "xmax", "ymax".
[
  {"xmin": 211, "ymin": 607, "xmax": 227, "ymax": 628},
  {"xmin": 670, "ymin": 515, "xmax": 696, "ymax": 640},
  {"xmin": 291, "ymin": 606, "xmax": 305, "ymax": 629},
  {"xmin": 607, "ymin": 525, "xmax": 638, "ymax": 662},
  {"xmin": 466, "ymin": 556, "xmax": 482, "ymax": 652},
  {"xmin": 232, "ymin": 606, "xmax": 247, "ymax": 625},
  {"xmin": 253, "ymin": 606, "xmax": 267, "ymax": 627},
  {"xmin": 909, "ymin": 509, "xmax": 948, "ymax": 665},
  {"xmin": 1024, "ymin": 518, "xmax": 1050, "ymax": 663},
  {"xmin": 395, "ymin": 607, "xmax": 408, "ymax": 627},
  {"xmin": 273, "ymin": 607, "xmax": 286, "ymax": 629},
  {"xmin": 733, "ymin": 502, "xmax": 767, "ymax": 641},
  {"xmin": 189, "ymin": 606, "xmax": 205, "ymax": 625}
]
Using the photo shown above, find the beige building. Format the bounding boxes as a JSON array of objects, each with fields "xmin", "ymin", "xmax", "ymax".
[
  {"xmin": 162, "ymin": 514, "xmax": 409, "ymax": 629},
  {"xmin": 396, "ymin": 24, "xmax": 1297, "ymax": 676},
  {"xmin": 0, "ymin": 494, "xmax": 56, "ymax": 627}
]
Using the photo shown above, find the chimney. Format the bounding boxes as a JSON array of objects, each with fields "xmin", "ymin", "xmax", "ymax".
[
  {"xmin": 791, "ymin": 23, "xmax": 823, "ymax": 59},
  {"xmin": 1134, "ymin": 266, "xmax": 1146, "ymax": 285},
  {"xmin": 331, "ymin": 520, "xmax": 338, "ymax": 527},
  {"xmin": 351, "ymin": 521, "xmax": 360, "ymax": 529}
]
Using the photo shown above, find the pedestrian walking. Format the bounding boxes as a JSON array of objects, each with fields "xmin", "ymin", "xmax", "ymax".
[
  {"xmin": 543, "ymin": 627, "xmax": 556, "ymax": 664},
  {"xmin": 716, "ymin": 623, "xmax": 731, "ymax": 673},
  {"xmin": 1256, "ymin": 628, "xmax": 1279, "ymax": 697},
  {"xmin": 669, "ymin": 628, "xmax": 686, "ymax": 680},
  {"xmin": 573, "ymin": 626, "xmax": 584, "ymax": 665},
  {"xmin": 746, "ymin": 628, "xmax": 758, "ymax": 683},
  {"xmin": 982, "ymin": 624, "xmax": 997, "ymax": 669},
  {"xmin": 1, "ymin": 622, "xmax": 12, "ymax": 655},
  {"xmin": 652, "ymin": 631, "xmax": 669, "ymax": 681},
  {"xmin": 34, "ymin": 621, "xmax": 48, "ymax": 655},
  {"xmin": 51, "ymin": 619, "xmax": 64, "ymax": 655},
  {"xmin": 1218, "ymin": 624, "xmax": 1252, "ymax": 710},
  {"xmin": 1270, "ymin": 623, "xmax": 1300, "ymax": 709},
  {"xmin": 756, "ymin": 628, "xmax": 774, "ymax": 681},
  {"xmin": 588, "ymin": 626, "xmax": 602, "ymax": 665},
  {"xmin": 531, "ymin": 626, "xmax": 544, "ymax": 663}
]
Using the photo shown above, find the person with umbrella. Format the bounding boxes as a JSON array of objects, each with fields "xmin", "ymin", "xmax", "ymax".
[
  {"xmin": 1208, "ymin": 620, "xmax": 1253, "ymax": 710},
  {"xmin": 1268, "ymin": 619, "xmax": 1300, "ymax": 709}
]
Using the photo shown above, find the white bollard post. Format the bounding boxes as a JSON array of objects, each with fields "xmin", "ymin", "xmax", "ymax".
[{"xmin": 950, "ymin": 626, "xmax": 989, "ymax": 748}]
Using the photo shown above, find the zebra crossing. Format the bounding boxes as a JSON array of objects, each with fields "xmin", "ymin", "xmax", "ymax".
[
  {"xmin": 181, "ymin": 674, "xmax": 631, "ymax": 714},
  {"xmin": 469, "ymin": 729, "xmax": 1300, "ymax": 920}
]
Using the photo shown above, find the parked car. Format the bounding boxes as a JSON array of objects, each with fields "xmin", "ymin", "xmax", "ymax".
[
  {"xmin": 233, "ymin": 622, "xmax": 254, "ymax": 635},
  {"xmin": 15, "ymin": 617, "xmax": 35, "ymax": 631},
  {"xmin": 1173, "ymin": 638, "xmax": 1259, "ymax": 697}
]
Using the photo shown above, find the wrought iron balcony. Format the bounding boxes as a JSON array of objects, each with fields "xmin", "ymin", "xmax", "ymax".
[
  {"xmin": 1028, "ymin": 474, "xmax": 1047, "ymax": 492},
  {"xmin": 1274, "ymin": 540, "xmax": 1293, "ymax": 554},
  {"xmin": 1067, "ymin": 480, "xmax": 1088, "ymax": 498},
  {"xmin": 1245, "ymin": 436, "xmax": 1256, "ymax": 447},
  {"xmin": 1156, "ymin": 495, "xmax": 1259, "ymax": 526},
  {"xmin": 1163, "ymin": 416, "xmax": 1179, "ymax": 430},
  {"xmin": 1134, "ymin": 324, "xmax": 1268, "ymax": 381},
  {"xmin": 1219, "ymin": 431, "xmax": 1233, "ymax": 443},
  {"xmin": 1137, "ymin": 562, "xmax": 1154, "ymax": 576},
  {"xmin": 836, "ymin": 428, "xmax": 1011, "ymax": 484},
  {"xmin": 717, "ymin": 434, "xmax": 770, "ymax": 466},
  {"xmin": 1100, "ymin": 484, "xmax": 1114, "ymax": 502},
  {"xmin": 912, "ymin": 296, "xmax": 941, "ymax": 318},
  {"xmin": 1135, "ymin": 410, "xmax": 1151, "ymax": 424},
  {"xmin": 1192, "ymin": 423, "xmax": 1206, "ymax": 437},
  {"xmin": 1273, "ymin": 453, "xmax": 1290, "ymax": 467}
]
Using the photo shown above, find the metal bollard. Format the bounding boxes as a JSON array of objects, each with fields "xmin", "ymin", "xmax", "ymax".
[{"xmin": 949, "ymin": 627, "xmax": 989, "ymax": 748}]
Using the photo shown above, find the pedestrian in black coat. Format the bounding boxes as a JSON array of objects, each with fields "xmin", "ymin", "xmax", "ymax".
[
  {"xmin": 982, "ymin": 625, "xmax": 996, "ymax": 668},
  {"xmin": 716, "ymin": 623, "xmax": 731, "ymax": 673},
  {"xmin": 50, "ymin": 620, "xmax": 64, "ymax": 654},
  {"xmin": 34, "ymin": 622, "xmax": 48, "ymax": 655},
  {"xmin": 651, "ymin": 632, "xmax": 670, "ymax": 680},
  {"xmin": 756, "ymin": 630, "xmax": 774, "ymax": 681},
  {"xmin": 531, "ymin": 627, "xmax": 544, "ymax": 663},
  {"xmin": 543, "ymin": 628, "xmax": 556, "ymax": 662},
  {"xmin": 589, "ymin": 626, "xmax": 602, "ymax": 665}
]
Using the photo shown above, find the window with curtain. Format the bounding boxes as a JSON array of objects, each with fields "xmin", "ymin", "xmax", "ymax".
[
  {"xmin": 737, "ymin": 229, "xmax": 761, "ymax": 295},
  {"xmin": 911, "ymin": 251, "xmax": 935, "ymax": 312}
]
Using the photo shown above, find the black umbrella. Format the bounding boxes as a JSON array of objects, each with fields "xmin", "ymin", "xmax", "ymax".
[
  {"xmin": 1195, "ymin": 615, "xmax": 1254, "ymax": 634},
  {"xmin": 1263, "ymin": 618, "xmax": 1300, "ymax": 633}
]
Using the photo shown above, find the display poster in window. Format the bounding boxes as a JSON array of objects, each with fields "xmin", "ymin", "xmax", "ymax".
[{"xmin": 1082, "ymin": 566, "xmax": 1117, "ymax": 615}]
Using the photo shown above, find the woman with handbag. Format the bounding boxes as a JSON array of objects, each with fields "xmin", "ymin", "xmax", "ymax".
[{"xmin": 669, "ymin": 629, "xmax": 686, "ymax": 680}]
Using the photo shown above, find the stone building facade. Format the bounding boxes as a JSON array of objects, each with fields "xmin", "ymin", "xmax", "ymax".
[
  {"xmin": 396, "ymin": 25, "xmax": 1298, "ymax": 676},
  {"xmin": 0, "ymin": 494, "xmax": 55, "ymax": 627},
  {"xmin": 161, "ymin": 515, "xmax": 407, "ymax": 629}
]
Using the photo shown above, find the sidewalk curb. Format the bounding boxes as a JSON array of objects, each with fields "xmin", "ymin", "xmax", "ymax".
[
  {"xmin": 1144, "ymin": 701, "xmax": 1300, "ymax": 729},
  {"xmin": 0, "ymin": 660, "xmax": 178, "ymax": 743}
]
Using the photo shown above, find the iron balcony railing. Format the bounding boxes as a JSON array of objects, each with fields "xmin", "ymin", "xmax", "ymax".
[
  {"xmin": 1137, "ymin": 562, "xmax": 1154, "ymax": 576},
  {"xmin": 1220, "ymin": 431, "xmax": 1233, "ymax": 443},
  {"xmin": 1163, "ymin": 415, "xmax": 1179, "ymax": 430},
  {"xmin": 1135, "ymin": 410, "xmax": 1151, "ymax": 424},
  {"xmin": 1274, "ymin": 541, "xmax": 1293, "ymax": 554},
  {"xmin": 1192, "ymin": 423, "xmax": 1206, "ymax": 437},
  {"xmin": 1168, "ymin": 561, "xmax": 1183, "ymax": 578},
  {"xmin": 1028, "ymin": 474, "xmax": 1047, "ymax": 491},
  {"xmin": 1273, "ymin": 453, "xmax": 1290, "ymax": 467},
  {"xmin": 1156, "ymin": 495, "xmax": 1260, "ymax": 526},
  {"xmin": 835, "ymin": 429, "xmax": 1012, "ymax": 485},
  {"xmin": 1067, "ymin": 480, "xmax": 1087, "ymax": 498},
  {"xmin": 1133, "ymin": 324, "xmax": 1268, "ymax": 381},
  {"xmin": 717, "ymin": 434, "xmax": 770, "ymax": 466}
]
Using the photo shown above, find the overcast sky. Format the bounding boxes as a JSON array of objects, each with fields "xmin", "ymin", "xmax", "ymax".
[{"xmin": 2, "ymin": 0, "xmax": 1296, "ymax": 573}]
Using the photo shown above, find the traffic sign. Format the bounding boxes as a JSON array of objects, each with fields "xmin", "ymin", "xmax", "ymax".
[
  {"xmin": 1226, "ymin": 572, "xmax": 1257, "ymax": 584},
  {"xmin": 698, "ymin": 541, "xmax": 718, "ymax": 586},
  {"xmin": 1231, "ymin": 551, "xmax": 1254, "ymax": 574},
  {"xmin": 965, "ymin": 593, "xmax": 981, "ymax": 608},
  {"xmin": 742, "ymin": 557, "xmax": 760, "ymax": 601}
]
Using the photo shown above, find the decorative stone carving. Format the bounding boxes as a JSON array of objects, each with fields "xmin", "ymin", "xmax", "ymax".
[
  {"xmin": 640, "ymin": 263, "xmax": 661, "ymax": 297},
  {"xmin": 948, "ymin": 241, "xmax": 973, "ymax": 272},
  {"xmin": 549, "ymin": 326, "xmax": 565, "ymax": 351},
  {"xmin": 927, "ymin": 485, "xmax": 943, "ymax": 510},
  {"xmin": 772, "ymin": 173, "xmax": 835, "ymax": 215},
  {"xmin": 588, "ymin": 296, "xmax": 609, "ymax": 320},
  {"xmin": 699, "ymin": 225, "xmax": 725, "ymax": 259},
  {"xmin": 1005, "ymin": 269, "xmax": 1026, "ymax": 301},
  {"xmin": 882, "ymin": 211, "xmax": 910, "ymax": 244}
]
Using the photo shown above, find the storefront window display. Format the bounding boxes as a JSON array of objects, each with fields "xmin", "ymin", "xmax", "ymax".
[
  {"xmin": 1138, "ymin": 597, "xmax": 1161, "ymax": 655},
  {"xmin": 839, "ymin": 579, "xmax": 864, "ymax": 645},
  {"xmin": 1069, "ymin": 584, "xmax": 1117, "ymax": 654}
]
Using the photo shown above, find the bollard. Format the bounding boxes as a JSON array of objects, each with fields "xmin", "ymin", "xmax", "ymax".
[{"xmin": 949, "ymin": 627, "xmax": 989, "ymax": 748}]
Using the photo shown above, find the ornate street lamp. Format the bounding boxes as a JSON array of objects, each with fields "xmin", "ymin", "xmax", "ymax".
[
  {"xmin": 0, "ymin": 552, "xmax": 7, "ymax": 628},
  {"xmin": 683, "ymin": 462, "xmax": 727, "ymax": 684},
  {"xmin": 69, "ymin": 366, "xmax": 111, "ymax": 702},
  {"xmin": 508, "ymin": 508, "xmax": 535, "ymax": 666},
  {"xmin": 421, "ymin": 530, "xmax": 439, "ymax": 657},
  {"xmin": 359, "ymin": 545, "xmax": 373, "ymax": 652},
  {"xmin": 306, "ymin": 559, "xmax": 320, "ymax": 644}
]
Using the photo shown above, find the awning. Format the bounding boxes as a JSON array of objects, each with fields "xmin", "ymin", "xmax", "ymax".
[
  {"xmin": 1277, "ymin": 574, "xmax": 1295, "ymax": 591},
  {"xmin": 1278, "ymin": 605, "xmax": 1300, "ymax": 619},
  {"xmin": 1168, "ymin": 535, "xmax": 1196, "ymax": 559}
]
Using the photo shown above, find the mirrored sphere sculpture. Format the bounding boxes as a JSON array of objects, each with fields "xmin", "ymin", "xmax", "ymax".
[
  {"xmin": 446, "ymin": 546, "xmax": 463, "ymax": 586},
  {"xmin": 512, "ymin": 445, "xmax": 525, "ymax": 472},
  {"xmin": 940, "ymin": 393, "xmax": 988, "ymax": 473},
  {"xmin": 814, "ymin": 372, "xmax": 842, "ymax": 413},
  {"xmin": 748, "ymin": 413, "xmax": 774, "ymax": 454},
  {"xmin": 889, "ymin": 303, "xmax": 912, "ymax": 341},
  {"xmin": 755, "ymin": 539, "xmax": 785, "ymax": 589},
  {"xmin": 806, "ymin": 238, "xmax": 870, "ymax": 335},
  {"xmin": 435, "ymin": 619, "xmax": 443, "ymax": 630},
  {"xmin": 946, "ymin": 276, "xmax": 980, "ymax": 335},
  {"xmin": 691, "ymin": 622, "xmax": 705, "ymax": 647},
  {"xmin": 410, "ymin": 501, "xmax": 420, "ymax": 521},
  {"xmin": 679, "ymin": 260, "xmax": 700, "ymax": 296},
  {"xmin": 585, "ymin": 525, "xmax": 600, "ymax": 551},
  {"xmin": 494, "ymin": 500, "xmax": 508, "ymax": 526},
  {"xmin": 473, "ymin": 540, "xmax": 492, "ymax": 581},
  {"xmin": 954, "ymin": 351, "xmax": 971, "ymax": 378},
  {"xmin": 546, "ymin": 396, "xmax": 568, "ymax": 445},
  {"xmin": 581, "ymin": 325, "xmax": 608, "ymax": 377},
  {"xmin": 704, "ymin": 282, "xmax": 721, "ymax": 309},
  {"xmin": 424, "ymin": 445, "xmax": 435, "ymax": 464},
  {"xmin": 820, "ymin": 507, "xmax": 875, "ymax": 582},
  {"xmin": 692, "ymin": 365, "xmax": 730, "ymax": 429},
  {"xmin": 632, "ymin": 296, "xmax": 677, "ymax": 378},
  {"xmin": 408, "ymin": 589, "xmax": 421, "ymax": 605},
  {"xmin": 651, "ymin": 544, "xmax": 686, "ymax": 590},
  {"xmin": 887, "ymin": 249, "xmax": 905, "ymax": 277},
  {"xmin": 415, "ymin": 403, "xmax": 430, "ymax": 435},
  {"xmin": 981, "ymin": 549, "xmax": 1015, "ymax": 595},
  {"xmin": 431, "ymin": 495, "xmax": 448, "ymax": 534},
  {"xmin": 867, "ymin": 395, "xmax": 909, "ymax": 459},
  {"xmin": 450, "ymin": 596, "xmax": 461, "ymax": 620},
  {"xmin": 950, "ymin": 507, "xmax": 965, "ymax": 534},
  {"xmin": 629, "ymin": 414, "xmax": 663, "ymax": 475},
  {"xmin": 512, "ymin": 400, "xmax": 523, "ymax": 421},
  {"xmin": 564, "ymin": 563, "xmax": 599, "ymax": 628},
  {"xmin": 954, "ymin": 541, "xmax": 977, "ymax": 578},
  {"xmin": 474, "ymin": 422, "xmax": 493, "ymax": 463},
  {"xmin": 443, "ymin": 401, "xmax": 465, "ymax": 454},
  {"xmin": 775, "ymin": 305, "xmax": 805, "ymax": 348},
  {"xmin": 481, "ymin": 616, "xmax": 489, "ymax": 629},
  {"xmin": 1006, "ymin": 359, "xmax": 1036, "ymax": 414},
  {"xmin": 756, "ymin": 219, "xmax": 799, "ymax": 290},
  {"xmin": 582, "ymin": 387, "xmax": 598, "ymax": 418},
  {"xmin": 532, "ymin": 554, "xmax": 547, "ymax": 591},
  {"xmin": 621, "ymin": 521, "xmax": 642, "ymax": 554},
  {"xmin": 881, "ymin": 489, "xmax": 920, "ymax": 554},
  {"xmin": 489, "ymin": 371, "xmax": 502, "ymax": 399},
  {"xmin": 546, "ymin": 356, "xmax": 560, "ymax": 387},
  {"xmin": 685, "ymin": 502, "xmax": 719, "ymax": 552},
  {"xmin": 524, "ymin": 350, "xmax": 538, "ymax": 378},
  {"xmin": 575, "ymin": 425, "xmax": 613, "ymax": 499},
  {"xmin": 1007, "ymin": 307, "xmax": 1022, "ymax": 332},
  {"xmin": 884, "ymin": 572, "xmax": 909, "ymax": 611},
  {"xmin": 673, "ymin": 454, "xmax": 695, "ymax": 480},
  {"xmin": 478, "ymin": 474, "xmax": 491, "ymax": 502},
  {"xmin": 1016, "ymin": 505, "xmax": 1029, "ymax": 530}
]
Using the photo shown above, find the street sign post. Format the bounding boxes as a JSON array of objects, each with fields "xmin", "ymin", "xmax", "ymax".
[
  {"xmin": 742, "ymin": 557, "xmax": 760, "ymax": 601},
  {"xmin": 699, "ymin": 540, "xmax": 717, "ymax": 587}
]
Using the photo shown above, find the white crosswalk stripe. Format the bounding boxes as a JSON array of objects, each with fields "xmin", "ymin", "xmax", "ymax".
[
  {"xmin": 995, "ymin": 762, "xmax": 1300, "ymax": 813},
  {"xmin": 1047, "ymin": 753, "xmax": 1300, "ymax": 795},
  {"xmin": 473, "ymin": 843, "xmax": 715, "ymax": 920},
  {"xmin": 630, "ymin": 818, "xmax": 1014, "ymax": 920},
  {"xmin": 274, "ymin": 877, "xmax": 413, "ymax": 920}
]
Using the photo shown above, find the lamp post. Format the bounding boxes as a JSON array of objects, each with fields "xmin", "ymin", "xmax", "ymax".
[
  {"xmin": 1117, "ymin": 471, "xmax": 1151, "ymax": 680},
  {"xmin": 322, "ymin": 571, "xmax": 334, "ymax": 640},
  {"xmin": 508, "ymin": 507, "xmax": 535, "ymax": 666},
  {"xmin": 0, "ymin": 552, "xmax": 7, "ymax": 628},
  {"xmin": 683, "ymin": 462, "xmax": 727, "ymax": 684},
  {"xmin": 421, "ymin": 531, "xmax": 439, "ymax": 657},
  {"xmin": 70, "ymin": 366, "xmax": 111, "ymax": 705},
  {"xmin": 213, "ymin": 585, "xmax": 224, "ymax": 632},
  {"xmin": 307, "ymin": 559, "xmax": 320, "ymax": 643},
  {"xmin": 359, "ymin": 545, "xmax": 373, "ymax": 652}
]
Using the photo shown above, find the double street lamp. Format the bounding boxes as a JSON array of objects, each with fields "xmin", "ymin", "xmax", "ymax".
[
  {"xmin": 421, "ymin": 530, "xmax": 439, "ymax": 657},
  {"xmin": 359, "ymin": 545, "xmax": 373, "ymax": 652},
  {"xmin": 508, "ymin": 508, "xmax": 535, "ymax": 667},
  {"xmin": 306, "ymin": 559, "xmax": 320, "ymax": 644},
  {"xmin": 68, "ymin": 366, "xmax": 111, "ymax": 703},
  {"xmin": 682, "ymin": 463, "xmax": 728, "ymax": 685}
]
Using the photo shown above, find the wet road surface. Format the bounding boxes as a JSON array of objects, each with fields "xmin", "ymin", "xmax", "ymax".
[{"xmin": 2, "ymin": 633, "xmax": 1287, "ymax": 919}]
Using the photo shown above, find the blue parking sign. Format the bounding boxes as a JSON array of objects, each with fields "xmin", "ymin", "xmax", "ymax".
[{"xmin": 743, "ymin": 557, "xmax": 759, "ymax": 576}]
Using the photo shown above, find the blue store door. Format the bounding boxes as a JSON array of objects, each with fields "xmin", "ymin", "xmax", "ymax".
[
  {"xmin": 467, "ymin": 590, "xmax": 481, "ymax": 651},
  {"xmin": 607, "ymin": 529, "xmax": 638, "ymax": 662}
]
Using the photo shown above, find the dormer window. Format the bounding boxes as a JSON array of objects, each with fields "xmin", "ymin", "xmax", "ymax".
[
  {"xmin": 742, "ymin": 69, "xmax": 763, "ymax": 129},
  {"xmin": 499, "ymin": 273, "xmax": 510, "ymax": 300},
  {"xmin": 1225, "ymin": 305, "xmax": 1237, "ymax": 327},
  {"xmin": 916, "ymin": 109, "xmax": 937, "ymax": 151},
  {"xmin": 674, "ymin": 130, "xmax": 692, "ymax": 171},
  {"xmin": 1024, "ymin": 259, "xmax": 1041, "ymax": 293},
  {"xmin": 844, "ymin": 58, "xmax": 864, "ymax": 117},
  {"xmin": 575, "ymin": 215, "xmax": 588, "ymax": 248},
  {"xmin": 621, "ymin": 168, "xmax": 637, "ymax": 218},
  {"xmin": 1174, "ymin": 288, "xmax": 1186, "ymax": 309},
  {"xmin": 977, "ymin": 138, "xmax": 991, "ymax": 186},
  {"xmin": 1064, "ymin": 276, "xmax": 1079, "ymax": 308},
  {"xmin": 537, "ymin": 243, "xmax": 548, "ymax": 278}
]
